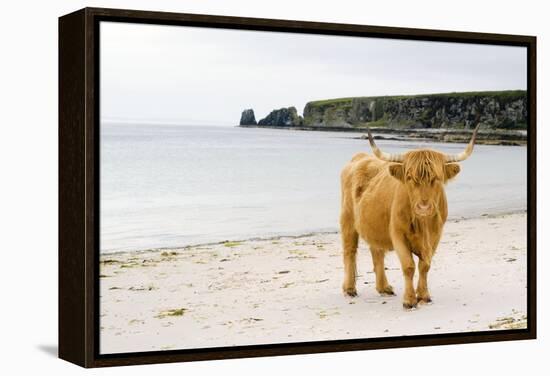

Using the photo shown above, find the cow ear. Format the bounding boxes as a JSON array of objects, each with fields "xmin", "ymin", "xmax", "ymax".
[
  {"xmin": 388, "ymin": 164, "xmax": 405, "ymax": 182},
  {"xmin": 444, "ymin": 163, "xmax": 461, "ymax": 181}
]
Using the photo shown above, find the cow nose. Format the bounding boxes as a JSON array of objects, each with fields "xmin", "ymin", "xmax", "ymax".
[{"xmin": 417, "ymin": 202, "xmax": 431, "ymax": 211}]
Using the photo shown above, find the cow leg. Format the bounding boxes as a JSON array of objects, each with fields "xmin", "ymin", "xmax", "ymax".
[
  {"xmin": 416, "ymin": 258, "xmax": 432, "ymax": 303},
  {"xmin": 370, "ymin": 248, "xmax": 394, "ymax": 296},
  {"xmin": 341, "ymin": 220, "xmax": 359, "ymax": 297},
  {"xmin": 393, "ymin": 238, "xmax": 417, "ymax": 309}
]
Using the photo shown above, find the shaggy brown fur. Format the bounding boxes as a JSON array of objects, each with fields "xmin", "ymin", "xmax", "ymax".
[{"xmin": 340, "ymin": 149, "xmax": 461, "ymax": 309}]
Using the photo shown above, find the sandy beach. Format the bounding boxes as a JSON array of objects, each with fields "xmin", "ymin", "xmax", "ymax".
[{"xmin": 99, "ymin": 212, "xmax": 527, "ymax": 354}]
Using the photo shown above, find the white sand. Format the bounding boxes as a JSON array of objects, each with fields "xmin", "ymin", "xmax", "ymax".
[{"xmin": 99, "ymin": 212, "xmax": 527, "ymax": 354}]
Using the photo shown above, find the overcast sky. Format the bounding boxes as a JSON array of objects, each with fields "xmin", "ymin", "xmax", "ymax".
[{"xmin": 100, "ymin": 21, "xmax": 527, "ymax": 126}]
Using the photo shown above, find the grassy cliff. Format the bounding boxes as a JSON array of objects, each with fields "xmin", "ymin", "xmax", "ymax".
[{"xmin": 302, "ymin": 90, "xmax": 527, "ymax": 130}]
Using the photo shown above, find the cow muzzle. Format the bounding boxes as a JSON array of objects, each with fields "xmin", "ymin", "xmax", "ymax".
[{"xmin": 414, "ymin": 202, "xmax": 433, "ymax": 217}]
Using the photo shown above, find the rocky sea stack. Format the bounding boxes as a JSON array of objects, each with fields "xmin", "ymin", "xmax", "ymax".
[
  {"xmin": 239, "ymin": 109, "xmax": 257, "ymax": 125},
  {"xmin": 257, "ymin": 107, "xmax": 303, "ymax": 127}
]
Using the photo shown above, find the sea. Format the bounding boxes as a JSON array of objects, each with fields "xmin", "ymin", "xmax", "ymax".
[{"xmin": 100, "ymin": 123, "xmax": 527, "ymax": 253}]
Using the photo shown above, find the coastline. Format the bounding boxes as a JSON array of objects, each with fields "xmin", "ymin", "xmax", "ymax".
[
  {"xmin": 100, "ymin": 212, "xmax": 527, "ymax": 354},
  {"xmin": 100, "ymin": 209, "xmax": 526, "ymax": 256},
  {"xmin": 238, "ymin": 124, "xmax": 527, "ymax": 146}
]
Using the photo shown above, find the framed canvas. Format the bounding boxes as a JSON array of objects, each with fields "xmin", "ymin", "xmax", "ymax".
[{"xmin": 59, "ymin": 7, "xmax": 537, "ymax": 368}]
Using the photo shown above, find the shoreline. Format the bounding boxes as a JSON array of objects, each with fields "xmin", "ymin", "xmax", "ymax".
[
  {"xmin": 100, "ymin": 212, "xmax": 527, "ymax": 354},
  {"xmin": 238, "ymin": 124, "xmax": 527, "ymax": 146},
  {"xmin": 100, "ymin": 209, "xmax": 527, "ymax": 256}
]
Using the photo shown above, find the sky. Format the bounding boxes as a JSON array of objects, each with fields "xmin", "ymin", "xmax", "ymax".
[{"xmin": 100, "ymin": 21, "xmax": 527, "ymax": 126}]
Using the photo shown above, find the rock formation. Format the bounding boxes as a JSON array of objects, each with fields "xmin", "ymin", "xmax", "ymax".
[
  {"xmin": 239, "ymin": 109, "xmax": 257, "ymax": 125},
  {"xmin": 240, "ymin": 90, "xmax": 527, "ymax": 130},
  {"xmin": 257, "ymin": 107, "xmax": 303, "ymax": 127},
  {"xmin": 302, "ymin": 91, "xmax": 527, "ymax": 129}
]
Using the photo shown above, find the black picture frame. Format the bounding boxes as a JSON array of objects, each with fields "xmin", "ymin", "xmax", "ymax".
[{"xmin": 59, "ymin": 7, "xmax": 537, "ymax": 368}]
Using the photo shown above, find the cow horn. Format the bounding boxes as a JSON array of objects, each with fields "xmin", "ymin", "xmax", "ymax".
[
  {"xmin": 366, "ymin": 127, "xmax": 405, "ymax": 163},
  {"xmin": 444, "ymin": 114, "xmax": 481, "ymax": 163}
]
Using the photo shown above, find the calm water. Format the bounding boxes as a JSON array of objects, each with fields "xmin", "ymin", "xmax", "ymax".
[{"xmin": 100, "ymin": 123, "xmax": 527, "ymax": 253}]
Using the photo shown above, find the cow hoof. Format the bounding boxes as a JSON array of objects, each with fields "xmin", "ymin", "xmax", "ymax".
[
  {"xmin": 403, "ymin": 302, "xmax": 417, "ymax": 310},
  {"xmin": 343, "ymin": 288, "xmax": 358, "ymax": 297},
  {"xmin": 378, "ymin": 285, "xmax": 395, "ymax": 296},
  {"xmin": 418, "ymin": 297, "xmax": 433, "ymax": 305}
]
